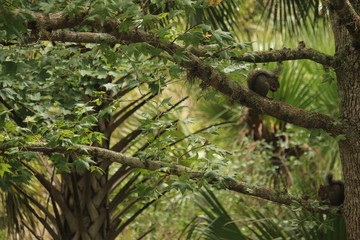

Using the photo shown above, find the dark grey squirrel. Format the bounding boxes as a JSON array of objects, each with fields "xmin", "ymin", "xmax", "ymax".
[
  {"xmin": 247, "ymin": 68, "xmax": 280, "ymax": 97},
  {"xmin": 318, "ymin": 173, "xmax": 345, "ymax": 206}
]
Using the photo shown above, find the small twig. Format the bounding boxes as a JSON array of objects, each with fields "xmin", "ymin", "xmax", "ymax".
[
  {"xmin": 136, "ymin": 227, "xmax": 155, "ymax": 240},
  {"xmin": 0, "ymin": 96, "xmax": 25, "ymax": 127},
  {"xmin": 178, "ymin": 144, "xmax": 207, "ymax": 161},
  {"xmin": 171, "ymin": 23, "xmax": 201, "ymax": 44},
  {"xmin": 169, "ymin": 121, "xmax": 236, "ymax": 147}
]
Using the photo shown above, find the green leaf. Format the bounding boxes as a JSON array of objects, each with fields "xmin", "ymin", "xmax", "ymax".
[
  {"xmin": 50, "ymin": 153, "xmax": 71, "ymax": 173},
  {"xmin": 7, "ymin": 147, "xmax": 19, "ymax": 155},
  {"xmin": 171, "ymin": 179, "xmax": 192, "ymax": 194},
  {"xmin": 169, "ymin": 65, "xmax": 182, "ymax": 79},
  {"xmin": 0, "ymin": 110, "xmax": 10, "ymax": 128},
  {"xmin": 169, "ymin": 10, "xmax": 184, "ymax": 19},
  {"xmin": 0, "ymin": 88, "xmax": 17, "ymax": 100},
  {"xmin": 178, "ymin": 32, "xmax": 204, "ymax": 47},
  {"xmin": 87, "ymin": 5, "xmax": 111, "ymax": 25},
  {"xmin": 1, "ymin": 61, "xmax": 17, "ymax": 76},
  {"xmin": 103, "ymin": 83, "xmax": 118, "ymax": 91},
  {"xmin": 322, "ymin": 74, "xmax": 335, "ymax": 83},
  {"xmin": 161, "ymin": 97, "xmax": 173, "ymax": 106},
  {"xmin": 198, "ymin": 24, "xmax": 212, "ymax": 32},
  {"xmin": 117, "ymin": 18, "xmax": 136, "ymax": 32},
  {"xmin": 204, "ymin": 171, "xmax": 217, "ymax": 179},
  {"xmin": 28, "ymin": 92, "xmax": 41, "ymax": 101},
  {"xmin": 309, "ymin": 128, "xmax": 322, "ymax": 138},
  {"xmin": 73, "ymin": 156, "xmax": 96, "ymax": 171},
  {"xmin": 155, "ymin": 27, "xmax": 172, "ymax": 44},
  {"xmin": 175, "ymin": 0, "xmax": 196, "ymax": 8},
  {"xmin": 90, "ymin": 166, "xmax": 105, "ymax": 174},
  {"xmin": 142, "ymin": 14, "xmax": 159, "ymax": 25},
  {"xmin": 172, "ymin": 49, "xmax": 190, "ymax": 63},
  {"xmin": 81, "ymin": 115, "xmax": 98, "ymax": 124},
  {"xmin": 0, "ymin": 10, "xmax": 29, "ymax": 39},
  {"xmin": 0, "ymin": 163, "xmax": 12, "ymax": 177},
  {"xmin": 242, "ymin": 52, "xmax": 257, "ymax": 61},
  {"xmin": 234, "ymin": 42, "xmax": 252, "ymax": 50},
  {"xmin": 148, "ymin": 82, "xmax": 160, "ymax": 95},
  {"xmin": 335, "ymin": 134, "xmax": 346, "ymax": 142},
  {"xmin": 211, "ymin": 29, "xmax": 234, "ymax": 46}
]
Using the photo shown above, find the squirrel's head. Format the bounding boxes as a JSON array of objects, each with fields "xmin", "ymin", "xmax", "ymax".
[
  {"xmin": 318, "ymin": 184, "xmax": 328, "ymax": 199},
  {"xmin": 269, "ymin": 76, "xmax": 280, "ymax": 92}
]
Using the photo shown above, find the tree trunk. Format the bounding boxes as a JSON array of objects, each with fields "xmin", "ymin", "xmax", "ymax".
[
  {"xmin": 61, "ymin": 169, "xmax": 109, "ymax": 240},
  {"xmin": 60, "ymin": 139, "xmax": 112, "ymax": 239},
  {"xmin": 330, "ymin": 6, "xmax": 360, "ymax": 239}
]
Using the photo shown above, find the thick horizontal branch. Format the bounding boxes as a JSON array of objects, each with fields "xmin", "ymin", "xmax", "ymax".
[
  {"xmin": 232, "ymin": 47, "xmax": 335, "ymax": 67},
  {"xmin": 189, "ymin": 43, "xmax": 335, "ymax": 67},
  {"xmin": 22, "ymin": 11, "xmax": 354, "ymax": 137},
  {"xmin": 329, "ymin": 0, "xmax": 360, "ymax": 48},
  {"xmin": 31, "ymin": 30, "xmax": 119, "ymax": 44},
  {"xmin": 0, "ymin": 142, "xmax": 337, "ymax": 214},
  {"xmin": 182, "ymin": 54, "xmax": 346, "ymax": 137},
  {"xmin": 24, "ymin": 10, "xmax": 335, "ymax": 67}
]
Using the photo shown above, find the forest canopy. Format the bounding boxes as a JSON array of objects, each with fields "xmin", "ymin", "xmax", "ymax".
[{"xmin": 0, "ymin": 0, "xmax": 357, "ymax": 239}]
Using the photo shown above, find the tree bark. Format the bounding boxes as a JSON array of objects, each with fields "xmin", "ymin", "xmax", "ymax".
[
  {"xmin": 60, "ymin": 169, "xmax": 109, "ymax": 240},
  {"xmin": 330, "ymin": 2, "xmax": 360, "ymax": 238}
]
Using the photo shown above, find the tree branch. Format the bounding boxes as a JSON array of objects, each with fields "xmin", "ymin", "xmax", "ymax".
[
  {"xmin": 348, "ymin": 0, "xmax": 360, "ymax": 15},
  {"xmin": 0, "ymin": 97, "xmax": 25, "ymax": 127},
  {"xmin": 29, "ymin": 30, "xmax": 119, "ymax": 45},
  {"xmin": 105, "ymin": 94, "xmax": 155, "ymax": 138},
  {"xmin": 179, "ymin": 53, "xmax": 347, "ymax": 137},
  {"xmin": 23, "ymin": 9, "xmax": 335, "ymax": 67},
  {"xmin": 329, "ymin": 0, "xmax": 360, "ymax": 47},
  {"xmin": 168, "ymin": 121, "xmax": 237, "ymax": 147},
  {"xmin": 20, "ymin": 11, "xmax": 351, "ymax": 137},
  {"xmin": 29, "ymin": 29, "xmax": 335, "ymax": 67},
  {"xmin": 0, "ymin": 142, "xmax": 340, "ymax": 215},
  {"xmin": 231, "ymin": 46, "xmax": 335, "ymax": 67}
]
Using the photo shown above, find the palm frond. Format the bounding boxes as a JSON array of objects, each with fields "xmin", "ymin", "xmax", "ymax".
[
  {"xmin": 185, "ymin": 187, "xmax": 247, "ymax": 240},
  {"xmin": 257, "ymin": 0, "xmax": 324, "ymax": 33},
  {"xmin": 186, "ymin": 187, "xmax": 347, "ymax": 240}
]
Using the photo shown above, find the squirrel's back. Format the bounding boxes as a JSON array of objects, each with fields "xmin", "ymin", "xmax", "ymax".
[
  {"xmin": 247, "ymin": 69, "xmax": 279, "ymax": 97},
  {"xmin": 319, "ymin": 174, "xmax": 344, "ymax": 206}
]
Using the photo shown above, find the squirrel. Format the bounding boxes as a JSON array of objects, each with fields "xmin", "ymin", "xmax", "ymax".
[
  {"xmin": 318, "ymin": 173, "xmax": 345, "ymax": 206},
  {"xmin": 247, "ymin": 68, "xmax": 280, "ymax": 97}
]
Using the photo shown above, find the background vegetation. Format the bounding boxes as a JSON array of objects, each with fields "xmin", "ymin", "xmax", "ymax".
[{"xmin": 0, "ymin": 0, "xmax": 345, "ymax": 239}]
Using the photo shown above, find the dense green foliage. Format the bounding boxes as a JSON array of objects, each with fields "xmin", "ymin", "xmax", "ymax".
[{"xmin": 0, "ymin": 0, "xmax": 346, "ymax": 239}]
